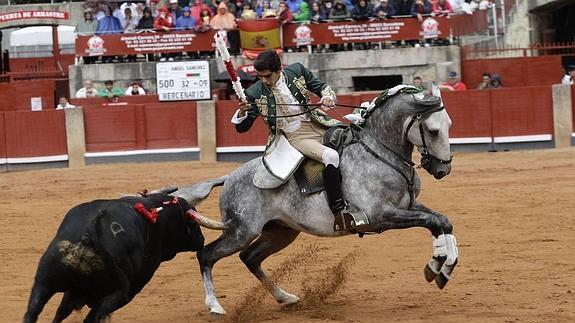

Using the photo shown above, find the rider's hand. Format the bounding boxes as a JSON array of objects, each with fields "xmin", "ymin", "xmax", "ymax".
[
  {"xmin": 320, "ymin": 96, "xmax": 335, "ymax": 110},
  {"xmin": 238, "ymin": 101, "xmax": 251, "ymax": 117}
]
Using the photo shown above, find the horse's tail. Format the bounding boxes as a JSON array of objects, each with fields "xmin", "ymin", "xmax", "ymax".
[{"xmin": 175, "ymin": 175, "xmax": 228, "ymax": 231}]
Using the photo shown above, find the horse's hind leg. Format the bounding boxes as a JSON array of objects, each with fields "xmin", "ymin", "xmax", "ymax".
[
  {"xmin": 197, "ymin": 224, "xmax": 260, "ymax": 314},
  {"xmin": 239, "ymin": 222, "xmax": 300, "ymax": 305}
]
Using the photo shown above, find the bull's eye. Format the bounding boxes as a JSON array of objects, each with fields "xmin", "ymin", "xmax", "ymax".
[{"xmin": 429, "ymin": 129, "xmax": 439, "ymax": 136}]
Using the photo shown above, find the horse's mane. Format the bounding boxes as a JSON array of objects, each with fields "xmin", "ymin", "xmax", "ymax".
[{"xmin": 365, "ymin": 89, "xmax": 443, "ymax": 123}]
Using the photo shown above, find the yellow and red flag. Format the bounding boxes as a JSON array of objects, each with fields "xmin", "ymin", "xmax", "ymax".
[{"xmin": 238, "ymin": 19, "xmax": 281, "ymax": 55}]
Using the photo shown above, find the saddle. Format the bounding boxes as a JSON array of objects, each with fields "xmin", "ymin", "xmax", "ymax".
[{"xmin": 253, "ymin": 125, "xmax": 357, "ymax": 192}]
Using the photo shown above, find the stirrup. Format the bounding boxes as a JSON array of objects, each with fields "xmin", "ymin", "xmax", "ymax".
[{"xmin": 333, "ymin": 204, "xmax": 369, "ymax": 232}]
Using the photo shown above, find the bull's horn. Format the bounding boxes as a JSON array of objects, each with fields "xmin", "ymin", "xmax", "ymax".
[{"xmin": 186, "ymin": 209, "xmax": 226, "ymax": 231}]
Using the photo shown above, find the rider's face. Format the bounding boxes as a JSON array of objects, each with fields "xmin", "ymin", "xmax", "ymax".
[{"xmin": 256, "ymin": 69, "xmax": 281, "ymax": 87}]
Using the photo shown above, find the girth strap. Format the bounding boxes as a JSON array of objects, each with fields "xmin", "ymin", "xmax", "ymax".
[{"xmin": 358, "ymin": 139, "xmax": 416, "ymax": 207}]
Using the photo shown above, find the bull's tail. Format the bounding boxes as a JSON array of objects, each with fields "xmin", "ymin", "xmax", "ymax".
[{"xmin": 174, "ymin": 176, "xmax": 228, "ymax": 231}]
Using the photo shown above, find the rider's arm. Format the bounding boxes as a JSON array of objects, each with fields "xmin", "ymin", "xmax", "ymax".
[
  {"xmin": 231, "ymin": 93, "xmax": 259, "ymax": 133},
  {"xmin": 297, "ymin": 63, "xmax": 336, "ymax": 103}
]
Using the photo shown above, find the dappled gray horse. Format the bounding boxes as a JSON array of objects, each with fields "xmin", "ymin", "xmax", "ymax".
[{"xmin": 178, "ymin": 88, "xmax": 459, "ymax": 315}]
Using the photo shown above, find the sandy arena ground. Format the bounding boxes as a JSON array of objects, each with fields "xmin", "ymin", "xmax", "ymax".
[{"xmin": 1, "ymin": 148, "xmax": 574, "ymax": 322}]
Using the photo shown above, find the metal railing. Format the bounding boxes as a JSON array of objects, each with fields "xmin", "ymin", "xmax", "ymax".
[{"xmin": 462, "ymin": 42, "xmax": 575, "ymax": 60}]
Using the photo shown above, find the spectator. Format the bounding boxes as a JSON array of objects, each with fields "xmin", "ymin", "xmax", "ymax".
[
  {"xmin": 233, "ymin": 0, "xmax": 245, "ymax": 18},
  {"xmin": 111, "ymin": 3, "xmax": 123, "ymax": 20},
  {"xmin": 98, "ymin": 80, "xmax": 124, "ymax": 99},
  {"xmin": 197, "ymin": 7, "xmax": 214, "ymax": 31},
  {"xmin": 478, "ymin": 0, "xmax": 491, "ymax": 10},
  {"xmin": 56, "ymin": 97, "xmax": 76, "ymax": 110},
  {"xmin": 286, "ymin": 0, "xmax": 303, "ymax": 15},
  {"xmin": 293, "ymin": 2, "xmax": 310, "ymax": 21},
  {"xmin": 476, "ymin": 73, "xmax": 492, "ymax": 90},
  {"xmin": 412, "ymin": 76, "xmax": 424, "ymax": 90},
  {"xmin": 374, "ymin": 0, "xmax": 395, "ymax": 19},
  {"xmin": 351, "ymin": 0, "xmax": 373, "ymax": 21},
  {"xmin": 322, "ymin": 0, "xmax": 334, "ymax": 18},
  {"xmin": 169, "ymin": 0, "xmax": 183, "ymax": 21},
  {"xmin": 391, "ymin": 0, "xmax": 414, "ymax": 16},
  {"xmin": 121, "ymin": 8, "xmax": 139, "ymax": 33},
  {"xmin": 222, "ymin": 0, "xmax": 238, "ymax": 17},
  {"xmin": 262, "ymin": 0, "xmax": 278, "ymax": 18},
  {"xmin": 210, "ymin": 2, "xmax": 237, "ymax": 29},
  {"xmin": 490, "ymin": 73, "xmax": 503, "ymax": 88},
  {"xmin": 137, "ymin": 7, "xmax": 154, "ymax": 30},
  {"xmin": 176, "ymin": 6, "xmax": 197, "ymax": 29},
  {"xmin": 190, "ymin": 0, "xmax": 214, "ymax": 25},
  {"xmin": 277, "ymin": 2, "xmax": 293, "ymax": 25},
  {"xmin": 330, "ymin": 0, "xmax": 351, "ymax": 21},
  {"xmin": 561, "ymin": 67, "xmax": 575, "ymax": 85},
  {"xmin": 310, "ymin": 2, "xmax": 327, "ymax": 22},
  {"xmin": 125, "ymin": 82, "xmax": 146, "ymax": 95},
  {"xmin": 440, "ymin": 71, "xmax": 467, "ymax": 91},
  {"xmin": 411, "ymin": 0, "xmax": 432, "ymax": 22},
  {"xmin": 120, "ymin": 1, "xmax": 138, "ymax": 17},
  {"xmin": 154, "ymin": 7, "xmax": 174, "ymax": 32},
  {"xmin": 96, "ymin": 6, "xmax": 123, "ymax": 35},
  {"xmin": 240, "ymin": 3, "xmax": 258, "ymax": 20},
  {"xmin": 75, "ymin": 80, "xmax": 98, "ymax": 98},
  {"xmin": 432, "ymin": 0, "xmax": 454, "ymax": 16},
  {"xmin": 134, "ymin": 2, "xmax": 145, "ymax": 20},
  {"xmin": 76, "ymin": 9, "xmax": 98, "ymax": 36}
]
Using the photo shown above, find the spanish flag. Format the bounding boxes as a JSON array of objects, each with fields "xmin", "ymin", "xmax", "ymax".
[{"xmin": 238, "ymin": 19, "xmax": 281, "ymax": 51}]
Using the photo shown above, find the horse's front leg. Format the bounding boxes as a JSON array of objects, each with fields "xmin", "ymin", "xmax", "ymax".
[
  {"xmin": 411, "ymin": 201, "xmax": 459, "ymax": 289},
  {"xmin": 375, "ymin": 204, "xmax": 458, "ymax": 289}
]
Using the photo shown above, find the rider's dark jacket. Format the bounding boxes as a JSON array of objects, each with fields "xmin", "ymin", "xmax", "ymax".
[{"xmin": 235, "ymin": 63, "xmax": 339, "ymax": 152}]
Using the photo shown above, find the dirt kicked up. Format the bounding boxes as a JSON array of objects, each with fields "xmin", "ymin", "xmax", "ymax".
[{"xmin": 1, "ymin": 148, "xmax": 574, "ymax": 322}]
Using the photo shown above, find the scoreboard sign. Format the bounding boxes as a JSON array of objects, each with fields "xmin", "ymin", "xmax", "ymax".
[{"xmin": 156, "ymin": 61, "xmax": 211, "ymax": 101}]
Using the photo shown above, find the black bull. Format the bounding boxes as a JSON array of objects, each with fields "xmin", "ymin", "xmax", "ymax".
[{"xmin": 23, "ymin": 193, "xmax": 204, "ymax": 323}]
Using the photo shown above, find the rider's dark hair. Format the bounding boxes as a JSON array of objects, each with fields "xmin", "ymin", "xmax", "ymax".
[{"xmin": 254, "ymin": 50, "xmax": 281, "ymax": 73}]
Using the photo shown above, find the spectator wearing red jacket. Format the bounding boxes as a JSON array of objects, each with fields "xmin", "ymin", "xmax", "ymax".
[
  {"xmin": 154, "ymin": 7, "xmax": 173, "ymax": 31},
  {"xmin": 432, "ymin": 0, "xmax": 454, "ymax": 16}
]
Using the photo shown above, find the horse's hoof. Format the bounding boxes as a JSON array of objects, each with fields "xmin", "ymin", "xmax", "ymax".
[
  {"xmin": 424, "ymin": 262, "xmax": 439, "ymax": 282},
  {"xmin": 277, "ymin": 293, "xmax": 300, "ymax": 305},
  {"xmin": 434, "ymin": 272, "xmax": 449, "ymax": 289},
  {"xmin": 208, "ymin": 303, "xmax": 227, "ymax": 315}
]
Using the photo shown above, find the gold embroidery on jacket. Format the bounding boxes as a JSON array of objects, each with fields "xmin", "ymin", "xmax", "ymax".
[{"xmin": 255, "ymin": 96, "xmax": 268, "ymax": 123}]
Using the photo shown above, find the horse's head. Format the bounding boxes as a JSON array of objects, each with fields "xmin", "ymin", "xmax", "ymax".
[{"xmin": 403, "ymin": 92, "xmax": 452, "ymax": 179}]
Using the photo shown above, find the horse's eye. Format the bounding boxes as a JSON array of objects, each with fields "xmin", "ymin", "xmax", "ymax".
[{"xmin": 429, "ymin": 129, "xmax": 439, "ymax": 136}]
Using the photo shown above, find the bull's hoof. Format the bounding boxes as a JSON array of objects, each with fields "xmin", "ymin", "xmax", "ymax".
[
  {"xmin": 434, "ymin": 272, "xmax": 449, "ymax": 289},
  {"xmin": 424, "ymin": 262, "xmax": 439, "ymax": 282}
]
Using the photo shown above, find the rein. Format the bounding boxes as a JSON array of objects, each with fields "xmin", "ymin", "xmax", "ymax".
[{"xmin": 258, "ymin": 102, "xmax": 364, "ymax": 119}]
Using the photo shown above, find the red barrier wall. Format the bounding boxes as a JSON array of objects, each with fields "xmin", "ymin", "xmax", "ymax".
[
  {"xmin": 0, "ymin": 113, "xmax": 6, "ymax": 159},
  {"xmin": 489, "ymin": 86, "xmax": 553, "ymax": 137},
  {"xmin": 572, "ymin": 85, "xmax": 575, "ymax": 132},
  {"xmin": 215, "ymin": 100, "xmax": 268, "ymax": 147},
  {"xmin": 442, "ymin": 90, "xmax": 492, "ymax": 138},
  {"xmin": 83, "ymin": 102, "xmax": 198, "ymax": 153},
  {"xmin": 9, "ymin": 55, "xmax": 75, "ymax": 73},
  {"xmin": 461, "ymin": 56, "xmax": 563, "ymax": 89},
  {"xmin": 3, "ymin": 110, "xmax": 67, "ymax": 158},
  {"xmin": 0, "ymin": 80, "xmax": 56, "ymax": 112}
]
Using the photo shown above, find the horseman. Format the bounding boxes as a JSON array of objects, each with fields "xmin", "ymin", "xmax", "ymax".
[{"xmin": 231, "ymin": 49, "xmax": 357, "ymax": 231}]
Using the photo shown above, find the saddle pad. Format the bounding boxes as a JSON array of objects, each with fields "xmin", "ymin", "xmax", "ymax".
[
  {"xmin": 294, "ymin": 159, "xmax": 325, "ymax": 194},
  {"xmin": 253, "ymin": 161, "xmax": 287, "ymax": 190}
]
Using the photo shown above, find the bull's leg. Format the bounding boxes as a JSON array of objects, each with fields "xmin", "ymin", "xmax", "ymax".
[
  {"xmin": 83, "ymin": 269, "xmax": 131, "ymax": 323},
  {"xmin": 197, "ymin": 224, "xmax": 260, "ymax": 315},
  {"xmin": 239, "ymin": 222, "xmax": 300, "ymax": 305},
  {"xmin": 52, "ymin": 291, "xmax": 85, "ymax": 323},
  {"xmin": 23, "ymin": 283, "xmax": 55, "ymax": 323},
  {"xmin": 376, "ymin": 203, "xmax": 458, "ymax": 289}
]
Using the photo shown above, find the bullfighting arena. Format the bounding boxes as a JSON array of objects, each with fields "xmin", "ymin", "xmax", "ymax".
[{"xmin": 2, "ymin": 147, "xmax": 574, "ymax": 322}]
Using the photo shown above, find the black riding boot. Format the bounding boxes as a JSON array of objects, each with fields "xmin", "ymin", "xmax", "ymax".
[{"xmin": 323, "ymin": 164, "xmax": 346, "ymax": 214}]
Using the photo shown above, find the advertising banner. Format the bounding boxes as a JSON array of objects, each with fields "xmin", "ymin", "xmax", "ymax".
[
  {"xmin": 282, "ymin": 17, "xmax": 450, "ymax": 47},
  {"xmin": 75, "ymin": 30, "xmax": 217, "ymax": 57}
]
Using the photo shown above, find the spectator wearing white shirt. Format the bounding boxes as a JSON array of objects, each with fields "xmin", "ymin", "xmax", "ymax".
[
  {"xmin": 75, "ymin": 80, "xmax": 98, "ymax": 98},
  {"xmin": 56, "ymin": 97, "xmax": 76, "ymax": 110},
  {"xmin": 125, "ymin": 82, "xmax": 146, "ymax": 95},
  {"xmin": 562, "ymin": 68, "xmax": 575, "ymax": 85}
]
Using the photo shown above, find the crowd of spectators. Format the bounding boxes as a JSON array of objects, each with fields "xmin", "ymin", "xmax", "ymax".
[
  {"xmin": 75, "ymin": 0, "xmax": 493, "ymax": 62},
  {"xmin": 74, "ymin": 79, "xmax": 148, "ymax": 99}
]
